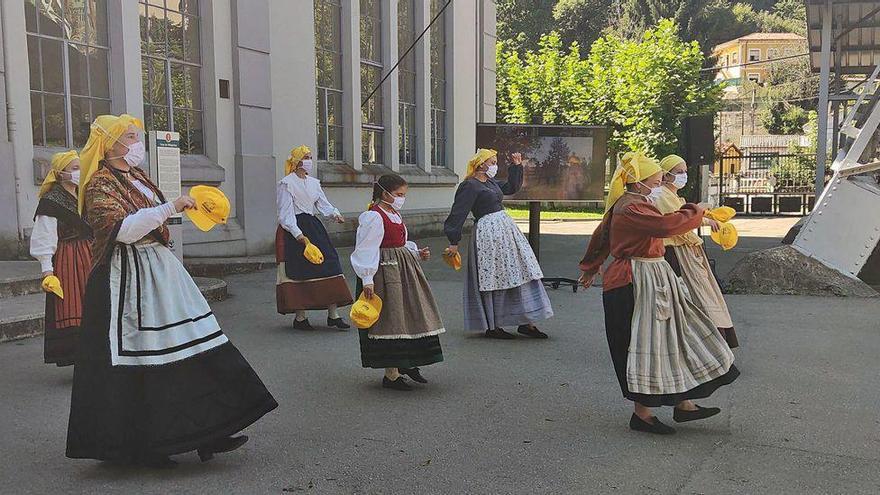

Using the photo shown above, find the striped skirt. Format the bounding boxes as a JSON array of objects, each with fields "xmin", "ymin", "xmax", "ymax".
[
  {"xmin": 601, "ymin": 258, "xmax": 739, "ymax": 407},
  {"xmin": 44, "ymin": 237, "xmax": 91, "ymax": 366}
]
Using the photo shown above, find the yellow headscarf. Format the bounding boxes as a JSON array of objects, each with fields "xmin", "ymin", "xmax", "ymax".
[
  {"xmin": 659, "ymin": 154, "xmax": 685, "ymax": 172},
  {"xmin": 285, "ymin": 145, "xmax": 311, "ymax": 175},
  {"xmin": 604, "ymin": 151, "xmax": 662, "ymax": 212},
  {"xmin": 466, "ymin": 149, "xmax": 497, "ymax": 178},
  {"xmin": 78, "ymin": 114, "xmax": 144, "ymax": 213},
  {"xmin": 39, "ymin": 150, "xmax": 79, "ymax": 198}
]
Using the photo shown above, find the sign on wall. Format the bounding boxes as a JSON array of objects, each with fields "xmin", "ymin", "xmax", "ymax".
[{"xmin": 149, "ymin": 131, "xmax": 183, "ymax": 261}]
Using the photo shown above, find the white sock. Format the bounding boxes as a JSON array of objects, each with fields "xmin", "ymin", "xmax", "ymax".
[
  {"xmin": 327, "ymin": 304, "xmax": 339, "ymax": 319},
  {"xmin": 384, "ymin": 368, "xmax": 400, "ymax": 380},
  {"xmin": 295, "ymin": 310, "xmax": 307, "ymax": 322}
]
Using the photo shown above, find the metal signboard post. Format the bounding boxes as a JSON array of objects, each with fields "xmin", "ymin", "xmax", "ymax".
[{"xmin": 148, "ymin": 131, "xmax": 183, "ymax": 262}]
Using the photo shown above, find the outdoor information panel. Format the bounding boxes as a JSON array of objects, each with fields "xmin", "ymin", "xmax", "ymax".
[
  {"xmin": 148, "ymin": 130, "xmax": 183, "ymax": 262},
  {"xmin": 475, "ymin": 124, "xmax": 609, "ymax": 202}
]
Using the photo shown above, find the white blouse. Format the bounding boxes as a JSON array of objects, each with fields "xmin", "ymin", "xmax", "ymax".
[
  {"xmin": 115, "ymin": 179, "xmax": 176, "ymax": 244},
  {"xmin": 30, "ymin": 215, "xmax": 58, "ymax": 273},
  {"xmin": 276, "ymin": 173, "xmax": 341, "ymax": 239},
  {"xmin": 350, "ymin": 209, "xmax": 418, "ymax": 285}
]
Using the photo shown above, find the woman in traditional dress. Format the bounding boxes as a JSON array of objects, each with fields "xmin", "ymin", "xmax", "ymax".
[
  {"xmin": 30, "ymin": 150, "xmax": 92, "ymax": 366},
  {"xmin": 443, "ymin": 149, "xmax": 553, "ymax": 340},
  {"xmin": 351, "ymin": 174, "xmax": 445, "ymax": 391},
  {"xmin": 276, "ymin": 145, "xmax": 353, "ymax": 330},
  {"xmin": 579, "ymin": 152, "xmax": 739, "ymax": 435},
  {"xmin": 66, "ymin": 115, "xmax": 277, "ymax": 467},
  {"xmin": 656, "ymin": 155, "xmax": 738, "ymax": 348}
]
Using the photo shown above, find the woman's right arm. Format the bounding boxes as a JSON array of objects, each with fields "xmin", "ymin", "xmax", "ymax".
[
  {"xmin": 350, "ymin": 211, "xmax": 383, "ymax": 286},
  {"xmin": 115, "ymin": 202, "xmax": 178, "ymax": 244},
  {"xmin": 277, "ymin": 182, "xmax": 304, "ymax": 239},
  {"xmin": 30, "ymin": 215, "xmax": 58, "ymax": 275},
  {"xmin": 443, "ymin": 181, "xmax": 478, "ymax": 246},
  {"xmin": 579, "ymin": 215, "xmax": 611, "ymax": 277}
]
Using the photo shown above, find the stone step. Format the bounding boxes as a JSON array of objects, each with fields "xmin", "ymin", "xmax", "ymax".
[
  {"xmin": 0, "ymin": 277, "xmax": 228, "ymax": 344},
  {"xmin": 184, "ymin": 255, "xmax": 277, "ymax": 278},
  {"xmin": 0, "ymin": 261, "xmax": 43, "ymax": 298}
]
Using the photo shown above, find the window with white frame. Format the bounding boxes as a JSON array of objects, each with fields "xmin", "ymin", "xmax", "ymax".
[
  {"xmin": 747, "ymin": 72, "xmax": 761, "ymax": 84},
  {"xmin": 748, "ymin": 48, "xmax": 761, "ymax": 62},
  {"xmin": 732, "ymin": 51, "xmax": 739, "ymax": 64},
  {"xmin": 767, "ymin": 47, "xmax": 780, "ymax": 59},
  {"xmin": 139, "ymin": 0, "xmax": 203, "ymax": 154},
  {"xmin": 315, "ymin": 0, "xmax": 344, "ymax": 162},
  {"xmin": 26, "ymin": 0, "xmax": 111, "ymax": 148},
  {"xmin": 398, "ymin": 0, "xmax": 417, "ymax": 166},
  {"xmin": 430, "ymin": 0, "xmax": 447, "ymax": 168},
  {"xmin": 360, "ymin": 0, "xmax": 384, "ymax": 165}
]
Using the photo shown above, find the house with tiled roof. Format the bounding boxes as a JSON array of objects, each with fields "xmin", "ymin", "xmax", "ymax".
[{"xmin": 713, "ymin": 33, "xmax": 807, "ymax": 92}]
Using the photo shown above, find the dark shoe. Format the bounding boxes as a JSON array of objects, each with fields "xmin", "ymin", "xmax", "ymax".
[
  {"xmin": 327, "ymin": 317, "xmax": 351, "ymax": 330},
  {"xmin": 293, "ymin": 318, "xmax": 314, "ymax": 331},
  {"xmin": 197, "ymin": 435, "xmax": 249, "ymax": 462},
  {"xmin": 400, "ymin": 367, "xmax": 427, "ymax": 384},
  {"xmin": 517, "ymin": 325, "xmax": 549, "ymax": 339},
  {"xmin": 140, "ymin": 454, "xmax": 178, "ymax": 469},
  {"xmin": 382, "ymin": 376, "xmax": 412, "ymax": 391},
  {"xmin": 629, "ymin": 414, "xmax": 676, "ymax": 435},
  {"xmin": 673, "ymin": 405, "xmax": 721, "ymax": 423},
  {"xmin": 485, "ymin": 328, "xmax": 516, "ymax": 340}
]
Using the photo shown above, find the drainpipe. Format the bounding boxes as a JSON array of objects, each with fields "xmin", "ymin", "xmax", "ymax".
[{"xmin": 0, "ymin": 0, "xmax": 22, "ymax": 251}]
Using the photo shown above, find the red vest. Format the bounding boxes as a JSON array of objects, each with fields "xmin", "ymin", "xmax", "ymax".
[{"xmin": 371, "ymin": 205, "xmax": 406, "ymax": 248}]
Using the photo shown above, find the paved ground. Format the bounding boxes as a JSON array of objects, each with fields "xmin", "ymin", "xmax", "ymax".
[{"xmin": 2, "ymin": 218, "xmax": 879, "ymax": 494}]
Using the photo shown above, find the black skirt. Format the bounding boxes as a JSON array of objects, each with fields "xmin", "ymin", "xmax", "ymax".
[
  {"xmin": 283, "ymin": 213, "xmax": 344, "ymax": 280},
  {"xmin": 602, "ymin": 284, "xmax": 739, "ymax": 407},
  {"xmin": 66, "ymin": 263, "xmax": 278, "ymax": 461}
]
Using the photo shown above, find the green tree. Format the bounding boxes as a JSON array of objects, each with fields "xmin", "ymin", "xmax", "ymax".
[
  {"xmin": 552, "ymin": 0, "xmax": 615, "ymax": 53},
  {"xmin": 760, "ymin": 102, "xmax": 810, "ymax": 134},
  {"xmin": 496, "ymin": 0, "xmax": 557, "ymax": 54},
  {"xmin": 581, "ymin": 19, "xmax": 723, "ymax": 156}
]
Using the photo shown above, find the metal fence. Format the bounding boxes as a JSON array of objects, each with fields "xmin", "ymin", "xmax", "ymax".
[{"xmin": 713, "ymin": 150, "xmax": 819, "ymax": 215}]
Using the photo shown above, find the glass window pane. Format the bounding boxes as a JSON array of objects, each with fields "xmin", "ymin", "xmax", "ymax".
[
  {"xmin": 25, "ymin": 1, "xmax": 38, "ymax": 33},
  {"xmin": 167, "ymin": 10, "xmax": 184, "ymax": 60},
  {"xmin": 170, "ymin": 63, "xmax": 186, "ymax": 107},
  {"xmin": 30, "ymin": 93, "xmax": 44, "ymax": 146},
  {"xmin": 66, "ymin": 1, "xmax": 88, "ymax": 43},
  {"xmin": 147, "ymin": 7, "xmax": 167, "ymax": 56},
  {"xmin": 151, "ymin": 105, "xmax": 169, "ymax": 131},
  {"xmin": 70, "ymin": 96, "xmax": 93, "ymax": 147},
  {"xmin": 316, "ymin": 89, "xmax": 327, "ymax": 125},
  {"xmin": 362, "ymin": 130, "xmax": 383, "ymax": 165},
  {"xmin": 317, "ymin": 123, "xmax": 327, "ymax": 160},
  {"xmin": 166, "ymin": 0, "xmax": 182, "ymax": 12},
  {"xmin": 184, "ymin": 15, "xmax": 200, "ymax": 63},
  {"xmin": 92, "ymin": 98, "xmax": 111, "ymax": 118},
  {"xmin": 92, "ymin": 0, "xmax": 109, "ymax": 46},
  {"xmin": 38, "ymin": 1, "xmax": 64, "ymax": 38},
  {"xmin": 43, "ymin": 94, "xmax": 67, "ymax": 147},
  {"xmin": 148, "ymin": 0, "xmax": 165, "ymax": 7},
  {"xmin": 329, "ymin": 126, "xmax": 343, "ymax": 161},
  {"xmin": 89, "ymin": 48, "xmax": 110, "ymax": 98},
  {"xmin": 41, "ymin": 38, "xmax": 64, "ymax": 93},
  {"xmin": 27, "ymin": 35, "xmax": 41, "ymax": 91},
  {"xmin": 68, "ymin": 44, "xmax": 88, "ymax": 96},
  {"xmin": 145, "ymin": 58, "xmax": 167, "ymax": 105},
  {"xmin": 187, "ymin": 65, "xmax": 201, "ymax": 110},
  {"xmin": 142, "ymin": 104, "xmax": 152, "ymax": 132},
  {"xmin": 327, "ymin": 91, "xmax": 342, "ymax": 126},
  {"xmin": 139, "ymin": 3, "xmax": 149, "ymax": 48}
]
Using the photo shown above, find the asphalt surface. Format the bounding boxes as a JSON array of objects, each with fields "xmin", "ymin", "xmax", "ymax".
[{"xmin": 1, "ymin": 225, "xmax": 879, "ymax": 494}]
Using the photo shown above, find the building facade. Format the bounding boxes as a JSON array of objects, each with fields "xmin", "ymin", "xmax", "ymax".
[
  {"xmin": 713, "ymin": 32, "xmax": 807, "ymax": 89},
  {"xmin": 0, "ymin": 0, "xmax": 497, "ymax": 258}
]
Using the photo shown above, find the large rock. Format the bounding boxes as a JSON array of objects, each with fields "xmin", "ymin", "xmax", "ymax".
[{"xmin": 722, "ymin": 245, "xmax": 879, "ymax": 297}]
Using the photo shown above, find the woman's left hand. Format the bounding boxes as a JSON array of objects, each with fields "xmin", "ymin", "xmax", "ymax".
[
  {"xmin": 704, "ymin": 219, "xmax": 721, "ymax": 232},
  {"xmin": 419, "ymin": 247, "xmax": 431, "ymax": 261},
  {"xmin": 511, "ymin": 152, "xmax": 523, "ymax": 165},
  {"xmin": 334, "ymin": 214, "xmax": 345, "ymax": 224}
]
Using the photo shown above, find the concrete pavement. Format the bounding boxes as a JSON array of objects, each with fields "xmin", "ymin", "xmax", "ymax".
[{"xmin": 1, "ymin": 219, "xmax": 878, "ymax": 494}]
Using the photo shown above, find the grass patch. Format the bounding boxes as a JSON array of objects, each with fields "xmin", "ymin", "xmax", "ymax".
[{"xmin": 505, "ymin": 206, "xmax": 604, "ymax": 221}]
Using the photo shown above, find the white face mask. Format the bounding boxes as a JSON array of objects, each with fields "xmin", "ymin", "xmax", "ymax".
[
  {"xmin": 637, "ymin": 182, "xmax": 664, "ymax": 203},
  {"xmin": 385, "ymin": 196, "xmax": 405, "ymax": 210},
  {"xmin": 486, "ymin": 164, "xmax": 499, "ymax": 178},
  {"xmin": 63, "ymin": 170, "xmax": 81, "ymax": 186},
  {"xmin": 300, "ymin": 159, "xmax": 313, "ymax": 174},
  {"xmin": 123, "ymin": 141, "xmax": 146, "ymax": 167},
  {"xmin": 672, "ymin": 172, "xmax": 688, "ymax": 189}
]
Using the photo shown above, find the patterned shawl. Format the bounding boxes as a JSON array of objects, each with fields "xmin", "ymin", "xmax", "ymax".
[
  {"xmin": 83, "ymin": 164, "xmax": 170, "ymax": 266},
  {"xmin": 34, "ymin": 184, "xmax": 93, "ymax": 241}
]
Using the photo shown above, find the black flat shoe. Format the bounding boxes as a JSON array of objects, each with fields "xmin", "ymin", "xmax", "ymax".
[
  {"xmin": 140, "ymin": 455, "xmax": 178, "ymax": 469},
  {"xmin": 293, "ymin": 318, "xmax": 314, "ymax": 331},
  {"xmin": 399, "ymin": 367, "xmax": 427, "ymax": 383},
  {"xmin": 517, "ymin": 325, "xmax": 549, "ymax": 339},
  {"xmin": 485, "ymin": 328, "xmax": 516, "ymax": 340},
  {"xmin": 673, "ymin": 405, "xmax": 721, "ymax": 423},
  {"xmin": 327, "ymin": 317, "xmax": 351, "ymax": 330},
  {"xmin": 197, "ymin": 435, "xmax": 249, "ymax": 462},
  {"xmin": 629, "ymin": 414, "xmax": 676, "ymax": 435},
  {"xmin": 382, "ymin": 376, "xmax": 412, "ymax": 391}
]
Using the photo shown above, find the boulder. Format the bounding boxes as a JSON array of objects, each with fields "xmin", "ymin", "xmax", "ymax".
[{"xmin": 722, "ymin": 245, "xmax": 879, "ymax": 297}]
